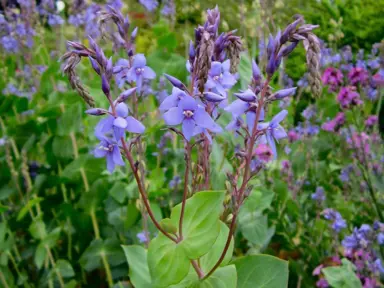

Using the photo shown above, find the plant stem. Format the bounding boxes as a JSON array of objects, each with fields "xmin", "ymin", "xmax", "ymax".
[
  {"xmin": 101, "ymin": 252, "xmax": 114, "ymax": 288},
  {"xmin": 90, "ymin": 207, "xmax": 101, "ymax": 239},
  {"xmin": 203, "ymin": 213, "xmax": 237, "ymax": 280},
  {"xmin": 179, "ymin": 142, "xmax": 191, "ymax": 240},
  {"xmin": 120, "ymin": 138, "xmax": 178, "ymax": 242},
  {"xmin": 204, "ymin": 77, "xmax": 271, "ymax": 279},
  {"xmin": 0, "ymin": 271, "xmax": 9, "ymax": 288},
  {"xmin": 46, "ymin": 246, "xmax": 65, "ymax": 288},
  {"xmin": 191, "ymin": 260, "xmax": 205, "ymax": 279}
]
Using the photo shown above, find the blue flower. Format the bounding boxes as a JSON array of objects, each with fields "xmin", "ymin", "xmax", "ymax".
[
  {"xmin": 205, "ymin": 60, "xmax": 237, "ymax": 96},
  {"xmin": 127, "ymin": 54, "xmax": 156, "ymax": 92},
  {"xmin": 139, "ymin": 0, "xmax": 158, "ymax": 12},
  {"xmin": 312, "ymin": 186, "xmax": 326, "ymax": 202},
  {"xmin": 163, "ymin": 96, "xmax": 222, "ymax": 141},
  {"xmin": 258, "ymin": 110, "xmax": 288, "ymax": 159},
  {"xmin": 322, "ymin": 208, "xmax": 347, "ymax": 233},
  {"xmin": 94, "ymin": 103, "xmax": 145, "ymax": 141},
  {"xmin": 93, "ymin": 134, "xmax": 124, "ymax": 173},
  {"xmin": 159, "ymin": 87, "xmax": 187, "ymax": 112}
]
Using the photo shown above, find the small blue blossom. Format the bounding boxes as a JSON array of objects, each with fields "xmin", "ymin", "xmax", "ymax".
[
  {"xmin": 312, "ymin": 186, "xmax": 326, "ymax": 203},
  {"xmin": 322, "ymin": 208, "xmax": 347, "ymax": 233},
  {"xmin": 137, "ymin": 231, "xmax": 149, "ymax": 243},
  {"xmin": 127, "ymin": 54, "xmax": 156, "ymax": 93}
]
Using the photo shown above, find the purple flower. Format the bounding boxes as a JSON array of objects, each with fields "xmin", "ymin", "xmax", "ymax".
[
  {"xmin": 169, "ymin": 175, "xmax": 180, "ymax": 189},
  {"xmin": 162, "ymin": 96, "xmax": 222, "ymax": 141},
  {"xmin": 205, "ymin": 60, "xmax": 237, "ymax": 96},
  {"xmin": 301, "ymin": 105, "xmax": 317, "ymax": 120},
  {"xmin": 224, "ymin": 89, "xmax": 265, "ymax": 132},
  {"xmin": 322, "ymin": 67, "xmax": 343, "ymax": 91},
  {"xmin": 127, "ymin": 54, "xmax": 156, "ymax": 92},
  {"xmin": 94, "ymin": 135, "xmax": 124, "ymax": 173},
  {"xmin": 365, "ymin": 115, "xmax": 378, "ymax": 127},
  {"xmin": 161, "ymin": 0, "xmax": 175, "ymax": 17},
  {"xmin": 139, "ymin": 0, "xmax": 158, "ymax": 12},
  {"xmin": 322, "ymin": 112, "xmax": 345, "ymax": 132},
  {"xmin": 95, "ymin": 103, "xmax": 145, "ymax": 141},
  {"xmin": 316, "ymin": 278, "xmax": 329, "ymax": 288},
  {"xmin": 322, "ymin": 208, "xmax": 347, "ymax": 233},
  {"xmin": 254, "ymin": 144, "xmax": 273, "ymax": 163},
  {"xmin": 47, "ymin": 14, "xmax": 64, "ymax": 26},
  {"xmin": 225, "ymin": 116, "xmax": 243, "ymax": 134},
  {"xmin": 137, "ymin": 231, "xmax": 149, "ymax": 243},
  {"xmin": 258, "ymin": 110, "xmax": 288, "ymax": 159},
  {"xmin": 377, "ymin": 233, "xmax": 384, "ymax": 245},
  {"xmin": 312, "ymin": 186, "xmax": 326, "ymax": 203},
  {"xmin": 348, "ymin": 67, "xmax": 369, "ymax": 86},
  {"xmin": 1, "ymin": 36, "xmax": 19, "ymax": 53},
  {"xmin": 337, "ymin": 86, "xmax": 362, "ymax": 109},
  {"xmin": 159, "ymin": 87, "xmax": 187, "ymax": 112}
]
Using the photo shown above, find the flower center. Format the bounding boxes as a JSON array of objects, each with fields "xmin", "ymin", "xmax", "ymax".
[
  {"xmin": 135, "ymin": 67, "xmax": 145, "ymax": 75},
  {"xmin": 183, "ymin": 110, "xmax": 194, "ymax": 118},
  {"xmin": 213, "ymin": 75, "xmax": 220, "ymax": 81}
]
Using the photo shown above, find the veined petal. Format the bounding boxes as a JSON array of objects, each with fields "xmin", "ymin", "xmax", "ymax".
[
  {"xmin": 224, "ymin": 99, "xmax": 249, "ymax": 116},
  {"xmin": 159, "ymin": 93, "xmax": 179, "ymax": 112},
  {"xmin": 106, "ymin": 153, "xmax": 115, "ymax": 173},
  {"xmin": 133, "ymin": 54, "xmax": 146, "ymax": 68},
  {"xmin": 272, "ymin": 125, "xmax": 287, "ymax": 140},
  {"xmin": 126, "ymin": 116, "xmax": 145, "ymax": 134},
  {"xmin": 113, "ymin": 117, "xmax": 128, "ymax": 128},
  {"xmin": 98, "ymin": 116, "xmax": 114, "ymax": 134},
  {"xmin": 180, "ymin": 96, "xmax": 198, "ymax": 111},
  {"xmin": 115, "ymin": 102, "xmax": 129, "ymax": 117},
  {"xmin": 163, "ymin": 107, "xmax": 183, "ymax": 126},
  {"xmin": 246, "ymin": 111, "xmax": 256, "ymax": 132},
  {"xmin": 271, "ymin": 110, "xmax": 288, "ymax": 127},
  {"xmin": 194, "ymin": 107, "xmax": 222, "ymax": 133},
  {"xmin": 112, "ymin": 145, "xmax": 125, "ymax": 166},
  {"xmin": 113, "ymin": 126, "xmax": 126, "ymax": 141},
  {"xmin": 143, "ymin": 66, "xmax": 156, "ymax": 79},
  {"xmin": 182, "ymin": 118, "xmax": 195, "ymax": 141},
  {"xmin": 222, "ymin": 59, "xmax": 231, "ymax": 72},
  {"xmin": 210, "ymin": 62, "xmax": 222, "ymax": 76}
]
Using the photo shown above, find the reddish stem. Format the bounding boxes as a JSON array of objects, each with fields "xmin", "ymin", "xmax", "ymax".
[{"xmin": 121, "ymin": 138, "xmax": 178, "ymax": 243}]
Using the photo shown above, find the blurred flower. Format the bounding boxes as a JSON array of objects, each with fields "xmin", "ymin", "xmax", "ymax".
[
  {"xmin": 254, "ymin": 144, "xmax": 273, "ymax": 163},
  {"xmin": 348, "ymin": 67, "xmax": 368, "ymax": 86},
  {"xmin": 302, "ymin": 105, "xmax": 317, "ymax": 120},
  {"xmin": 137, "ymin": 232, "xmax": 149, "ymax": 243},
  {"xmin": 322, "ymin": 112, "xmax": 345, "ymax": 132},
  {"xmin": 322, "ymin": 67, "xmax": 343, "ymax": 91},
  {"xmin": 337, "ymin": 86, "xmax": 362, "ymax": 109},
  {"xmin": 365, "ymin": 115, "xmax": 378, "ymax": 127},
  {"xmin": 322, "ymin": 208, "xmax": 347, "ymax": 233},
  {"xmin": 139, "ymin": 0, "xmax": 158, "ymax": 12},
  {"xmin": 169, "ymin": 175, "xmax": 180, "ymax": 189},
  {"xmin": 312, "ymin": 186, "xmax": 326, "ymax": 203}
]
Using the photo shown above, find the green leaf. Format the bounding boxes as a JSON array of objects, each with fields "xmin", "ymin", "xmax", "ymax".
[
  {"xmin": 148, "ymin": 234, "xmax": 190, "ymax": 287},
  {"xmin": 197, "ymin": 265, "xmax": 237, "ymax": 288},
  {"xmin": 238, "ymin": 52, "xmax": 252, "ymax": 90},
  {"xmin": 199, "ymin": 221, "xmax": 234, "ymax": 273},
  {"xmin": 170, "ymin": 191, "xmax": 225, "ymax": 259},
  {"xmin": 34, "ymin": 244, "xmax": 47, "ymax": 269},
  {"xmin": 0, "ymin": 204, "xmax": 9, "ymax": 214},
  {"xmin": 233, "ymin": 255, "xmax": 289, "ymax": 288},
  {"xmin": 29, "ymin": 219, "xmax": 47, "ymax": 240},
  {"xmin": 17, "ymin": 197, "xmax": 43, "ymax": 221},
  {"xmin": 55, "ymin": 260, "xmax": 75, "ymax": 278},
  {"xmin": 122, "ymin": 245, "xmax": 153, "ymax": 288},
  {"xmin": 322, "ymin": 259, "xmax": 362, "ymax": 288}
]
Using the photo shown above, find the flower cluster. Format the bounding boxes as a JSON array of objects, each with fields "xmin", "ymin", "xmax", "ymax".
[{"xmin": 322, "ymin": 208, "xmax": 347, "ymax": 233}]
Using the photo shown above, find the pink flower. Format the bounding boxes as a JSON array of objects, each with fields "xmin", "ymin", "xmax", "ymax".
[
  {"xmin": 254, "ymin": 144, "xmax": 273, "ymax": 163},
  {"xmin": 288, "ymin": 129, "xmax": 299, "ymax": 142},
  {"xmin": 322, "ymin": 67, "xmax": 343, "ymax": 91},
  {"xmin": 348, "ymin": 67, "xmax": 369, "ymax": 86},
  {"xmin": 373, "ymin": 69, "xmax": 384, "ymax": 86},
  {"xmin": 337, "ymin": 86, "xmax": 362, "ymax": 109},
  {"xmin": 348, "ymin": 132, "xmax": 370, "ymax": 155},
  {"xmin": 322, "ymin": 112, "xmax": 345, "ymax": 132}
]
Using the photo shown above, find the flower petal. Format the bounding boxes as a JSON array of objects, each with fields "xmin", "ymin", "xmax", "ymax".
[
  {"xmin": 271, "ymin": 110, "xmax": 288, "ymax": 127},
  {"xmin": 113, "ymin": 126, "xmax": 126, "ymax": 141},
  {"xmin": 234, "ymin": 89, "xmax": 257, "ymax": 102},
  {"xmin": 266, "ymin": 133, "xmax": 277, "ymax": 159},
  {"xmin": 112, "ymin": 145, "xmax": 125, "ymax": 166},
  {"xmin": 143, "ymin": 66, "xmax": 156, "ymax": 79},
  {"xmin": 222, "ymin": 59, "xmax": 230, "ymax": 72},
  {"xmin": 163, "ymin": 107, "xmax": 183, "ymax": 126},
  {"xmin": 210, "ymin": 62, "xmax": 222, "ymax": 76},
  {"xmin": 182, "ymin": 118, "xmax": 195, "ymax": 141},
  {"xmin": 136, "ymin": 75, "xmax": 143, "ymax": 93},
  {"xmin": 159, "ymin": 93, "xmax": 179, "ymax": 112},
  {"xmin": 246, "ymin": 111, "xmax": 256, "ymax": 132},
  {"xmin": 106, "ymin": 153, "xmax": 115, "ymax": 173},
  {"xmin": 194, "ymin": 107, "xmax": 222, "ymax": 133},
  {"xmin": 180, "ymin": 96, "xmax": 198, "ymax": 111},
  {"xmin": 97, "ymin": 116, "xmax": 114, "ymax": 134},
  {"xmin": 133, "ymin": 54, "xmax": 146, "ymax": 68},
  {"xmin": 224, "ymin": 99, "xmax": 249, "ymax": 116},
  {"xmin": 273, "ymin": 125, "xmax": 287, "ymax": 140},
  {"xmin": 115, "ymin": 102, "xmax": 129, "ymax": 117},
  {"xmin": 126, "ymin": 116, "xmax": 145, "ymax": 134},
  {"xmin": 94, "ymin": 145, "xmax": 107, "ymax": 158},
  {"xmin": 113, "ymin": 117, "xmax": 128, "ymax": 128}
]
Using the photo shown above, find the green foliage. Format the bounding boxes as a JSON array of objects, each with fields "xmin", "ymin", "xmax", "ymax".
[
  {"xmin": 233, "ymin": 255, "xmax": 289, "ymax": 288},
  {"xmin": 322, "ymin": 259, "xmax": 362, "ymax": 288}
]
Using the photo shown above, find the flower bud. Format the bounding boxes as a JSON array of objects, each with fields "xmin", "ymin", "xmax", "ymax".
[
  {"xmin": 101, "ymin": 74, "xmax": 110, "ymax": 96},
  {"xmin": 85, "ymin": 108, "xmax": 108, "ymax": 116},
  {"xmin": 117, "ymin": 87, "xmax": 137, "ymax": 103},
  {"xmin": 235, "ymin": 89, "xmax": 257, "ymax": 102},
  {"xmin": 204, "ymin": 92, "xmax": 225, "ymax": 102},
  {"xmin": 89, "ymin": 56, "xmax": 101, "ymax": 75},
  {"xmin": 164, "ymin": 73, "xmax": 187, "ymax": 90}
]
